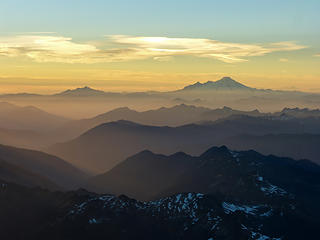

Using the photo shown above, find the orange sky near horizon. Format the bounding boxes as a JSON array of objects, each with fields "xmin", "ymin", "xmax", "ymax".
[{"xmin": 1, "ymin": 1, "xmax": 320, "ymax": 94}]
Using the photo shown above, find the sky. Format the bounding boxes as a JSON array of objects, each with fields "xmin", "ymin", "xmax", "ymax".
[{"xmin": 0, "ymin": 0, "xmax": 319, "ymax": 93}]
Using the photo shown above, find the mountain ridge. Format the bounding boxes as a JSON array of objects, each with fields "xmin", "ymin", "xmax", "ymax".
[
  {"xmin": 49, "ymin": 113, "xmax": 320, "ymax": 173},
  {"xmin": 0, "ymin": 144, "xmax": 87, "ymax": 189},
  {"xmin": 182, "ymin": 77, "xmax": 253, "ymax": 91}
]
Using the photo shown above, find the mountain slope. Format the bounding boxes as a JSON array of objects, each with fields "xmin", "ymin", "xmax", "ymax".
[
  {"xmin": 87, "ymin": 146, "xmax": 320, "ymax": 207},
  {"xmin": 223, "ymin": 133, "xmax": 320, "ymax": 164},
  {"xmin": 53, "ymin": 105, "xmax": 320, "ymax": 142},
  {"xmin": 182, "ymin": 77, "xmax": 253, "ymax": 91},
  {"xmin": 0, "ymin": 159, "xmax": 59, "ymax": 189},
  {"xmin": 49, "ymin": 115, "xmax": 320, "ymax": 173},
  {"xmin": 0, "ymin": 102, "xmax": 69, "ymax": 132},
  {"xmin": 0, "ymin": 144, "xmax": 87, "ymax": 189},
  {"xmin": 54, "ymin": 104, "xmax": 263, "ymax": 141},
  {"xmin": 87, "ymin": 150, "xmax": 197, "ymax": 199},
  {"xmin": 0, "ymin": 128, "xmax": 51, "ymax": 149},
  {"xmin": 49, "ymin": 120, "xmax": 214, "ymax": 173},
  {"xmin": 54, "ymin": 86, "xmax": 107, "ymax": 97}
]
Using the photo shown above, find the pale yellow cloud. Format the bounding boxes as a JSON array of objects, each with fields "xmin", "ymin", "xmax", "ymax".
[
  {"xmin": 0, "ymin": 34, "xmax": 307, "ymax": 64},
  {"xmin": 0, "ymin": 35, "xmax": 98, "ymax": 63},
  {"xmin": 279, "ymin": 58, "xmax": 289, "ymax": 62},
  {"xmin": 153, "ymin": 56, "xmax": 173, "ymax": 61}
]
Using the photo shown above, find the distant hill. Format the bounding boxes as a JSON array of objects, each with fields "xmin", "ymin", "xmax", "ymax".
[
  {"xmin": 54, "ymin": 104, "xmax": 264, "ymax": 140},
  {"xmin": 0, "ymin": 144, "xmax": 87, "ymax": 189},
  {"xmin": 0, "ymin": 159, "xmax": 59, "ymax": 190},
  {"xmin": 0, "ymin": 128, "xmax": 52, "ymax": 149},
  {"xmin": 0, "ymin": 102, "xmax": 69, "ymax": 132},
  {"xmin": 49, "ymin": 115, "xmax": 320, "ymax": 173},
  {"xmin": 54, "ymin": 104, "xmax": 320, "ymax": 142}
]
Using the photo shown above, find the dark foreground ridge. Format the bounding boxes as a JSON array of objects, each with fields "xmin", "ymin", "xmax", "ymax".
[
  {"xmin": 1, "ymin": 146, "xmax": 319, "ymax": 240},
  {"xmin": 0, "ymin": 181, "xmax": 318, "ymax": 240}
]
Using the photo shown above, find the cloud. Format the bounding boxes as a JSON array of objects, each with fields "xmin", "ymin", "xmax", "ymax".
[
  {"xmin": 0, "ymin": 35, "xmax": 98, "ymax": 63},
  {"xmin": 279, "ymin": 58, "xmax": 289, "ymax": 62},
  {"xmin": 0, "ymin": 34, "xmax": 307, "ymax": 63},
  {"xmin": 153, "ymin": 56, "xmax": 173, "ymax": 61}
]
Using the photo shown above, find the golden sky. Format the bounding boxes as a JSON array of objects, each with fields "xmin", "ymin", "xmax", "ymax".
[
  {"xmin": 1, "ymin": 1, "xmax": 319, "ymax": 94},
  {"xmin": 0, "ymin": 34, "xmax": 318, "ymax": 94}
]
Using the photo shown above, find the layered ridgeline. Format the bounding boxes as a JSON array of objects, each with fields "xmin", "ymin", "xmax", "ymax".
[
  {"xmin": 52, "ymin": 103, "xmax": 320, "ymax": 142},
  {"xmin": 1, "ymin": 99, "xmax": 319, "ymax": 154},
  {"xmin": 223, "ymin": 133, "xmax": 320, "ymax": 163},
  {"xmin": 0, "ymin": 144, "xmax": 87, "ymax": 189},
  {"xmin": 0, "ymin": 146, "xmax": 319, "ymax": 240},
  {"xmin": 1, "ymin": 77, "xmax": 320, "ymax": 118},
  {"xmin": 49, "ymin": 111, "xmax": 320, "ymax": 173},
  {"xmin": 0, "ymin": 102, "xmax": 69, "ymax": 132},
  {"xmin": 86, "ymin": 146, "xmax": 320, "ymax": 203},
  {"xmin": 53, "ymin": 104, "xmax": 263, "ymax": 141},
  {"xmin": 0, "ymin": 102, "xmax": 70, "ymax": 149},
  {"xmin": 2, "ymin": 100, "xmax": 317, "ymax": 149}
]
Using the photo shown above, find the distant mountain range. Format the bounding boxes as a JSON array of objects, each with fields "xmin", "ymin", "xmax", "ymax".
[
  {"xmin": 1, "ymin": 102, "xmax": 319, "ymax": 151},
  {"xmin": 49, "ymin": 112, "xmax": 320, "ymax": 173},
  {"xmin": 53, "ymin": 103, "xmax": 320, "ymax": 142},
  {"xmin": 54, "ymin": 104, "xmax": 263, "ymax": 141},
  {"xmin": 0, "ymin": 102, "xmax": 69, "ymax": 132},
  {"xmin": 0, "ymin": 145, "xmax": 319, "ymax": 239},
  {"xmin": 0, "ymin": 77, "xmax": 316, "ymax": 98},
  {"xmin": 1, "ymin": 77, "xmax": 319, "ymax": 118}
]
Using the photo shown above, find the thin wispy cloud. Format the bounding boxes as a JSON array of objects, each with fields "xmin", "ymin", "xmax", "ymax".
[
  {"xmin": 0, "ymin": 34, "xmax": 307, "ymax": 63},
  {"xmin": 279, "ymin": 58, "xmax": 289, "ymax": 62}
]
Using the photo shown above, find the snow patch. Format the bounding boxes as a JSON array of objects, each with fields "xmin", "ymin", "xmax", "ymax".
[
  {"xmin": 260, "ymin": 183, "xmax": 287, "ymax": 196},
  {"xmin": 223, "ymin": 202, "xmax": 259, "ymax": 215}
]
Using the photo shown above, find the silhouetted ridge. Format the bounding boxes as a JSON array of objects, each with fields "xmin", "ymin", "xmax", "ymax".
[
  {"xmin": 55, "ymin": 86, "xmax": 106, "ymax": 96},
  {"xmin": 132, "ymin": 149, "xmax": 156, "ymax": 158},
  {"xmin": 183, "ymin": 77, "xmax": 252, "ymax": 91},
  {"xmin": 200, "ymin": 145, "xmax": 231, "ymax": 158},
  {"xmin": 170, "ymin": 151, "xmax": 191, "ymax": 158}
]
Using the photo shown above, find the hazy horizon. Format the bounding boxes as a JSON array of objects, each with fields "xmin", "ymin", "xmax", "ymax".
[
  {"xmin": 1, "ymin": 1, "xmax": 320, "ymax": 94},
  {"xmin": 1, "ymin": 76, "xmax": 320, "ymax": 95}
]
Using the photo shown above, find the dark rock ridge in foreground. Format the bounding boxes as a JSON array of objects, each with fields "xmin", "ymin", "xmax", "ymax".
[
  {"xmin": 0, "ymin": 181, "xmax": 318, "ymax": 240},
  {"xmin": 0, "ymin": 146, "xmax": 319, "ymax": 239},
  {"xmin": 87, "ymin": 145, "xmax": 320, "ymax": 212}
]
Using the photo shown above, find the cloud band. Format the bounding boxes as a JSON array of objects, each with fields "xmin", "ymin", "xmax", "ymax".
[{"xmin": 0, "ymin": 34, "xmax": 307, "ymax": 63}]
